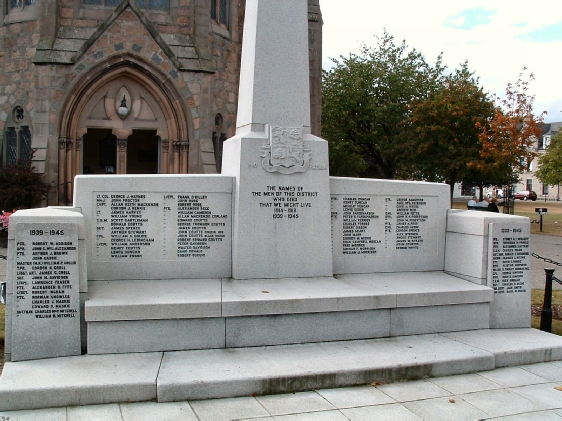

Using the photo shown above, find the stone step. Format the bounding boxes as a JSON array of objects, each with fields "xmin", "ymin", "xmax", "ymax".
[
  {"xmin": 85, "ymin": 272, "xmax": 494, "ymax": 354},
  {"xmin": 1, "ymin": 328, "xmax": 562, "ymax": 411}
]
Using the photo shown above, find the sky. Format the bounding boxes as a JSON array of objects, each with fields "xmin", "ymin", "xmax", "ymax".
[{"xmin": 320, "ymin": 0, "xmax": 562, "ymax": 123}]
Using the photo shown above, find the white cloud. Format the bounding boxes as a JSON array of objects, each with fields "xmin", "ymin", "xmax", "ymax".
[{"xmin": 320, "ymin": 0, "xmax": 562, "ymax": 121}]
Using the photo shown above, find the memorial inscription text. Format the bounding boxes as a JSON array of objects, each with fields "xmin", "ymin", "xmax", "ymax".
[
  {"xmin": 94, "ymin": 192, "xmax": 229, "ymax": 261},
  {"xmin": 251, "ymin": 185, "xmax": 318, "ymax": 219},
  {"xmin": 331, "ymin": 195, "xmax": 434, "ymax": 256},
  {"xmin": 15, "ymin": 224, "xmax": 78, "ymax": 320},
  {"xmin": 490, "ymin": 226, "xmax": 529, "ymax": 294}
]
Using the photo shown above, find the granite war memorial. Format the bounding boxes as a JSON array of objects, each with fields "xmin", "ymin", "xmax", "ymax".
[{"xmin": 1, "ymin": 0, "xmax": 562, "ymax": 411}]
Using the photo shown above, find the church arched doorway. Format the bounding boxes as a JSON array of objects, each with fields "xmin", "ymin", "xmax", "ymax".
[{"xmin": 58, "ymin": 57, "xmax": 190, "ymax": 203}]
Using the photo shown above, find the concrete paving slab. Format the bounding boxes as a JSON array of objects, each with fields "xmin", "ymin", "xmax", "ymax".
[
  {"xmin": 120, "ymin": 401, "xmax": 199, "ymax": 421},
  {"xmin": 376, "ymin": 379, "xmax": 452, "ymax": 402},
  {"xmin": 442, "ymin": 328, "xmax": 562, "ymax": 366},
  {"xmin": 0, "ymin": 407, "xmax": 67, "ymax": 421},
  {"xmin": 274, "ymin": 411, "xmax": 348, "ymax": 421},
  {"xmin": 188, "ymin": 396, "xmax": 270, "ymax": 421},
  {"xmin": 477, "ymin": 366, "xmax": 551, "ymax": 387},
  {"xmin": 86, "ymin": 279, "xmax": 222, "ymax": 321},
  {"xmin": 156, "ymin": 334, "xmax": 494, "ymax": 402},
  {"xmin": 402, "ymin": 396, "xmax": 490, "ymax": 421},
  {"xmin": 255, "ymin": 391, "xmax": 336, "ymax": 415},
  {"xmin": 340, "ymin": 403, "xmax": 423, "ymax": 420},
  {"xmin": 488, "ymin": 410, "xmax": 562, "ymax": 420},
  {"xmin": 316, "ymin": 385, "xmax": 396, "ymax": 408},
  {"xmin": 428, "ymin": 372, "xmax": 502, "ymax": 394},
  {"xmin": 511, "ymin": 383, "xmax": 562, "ymax": 410},
  {"xmin": 458, "ymin": 389, "xmax": 547, "ymax": 417},
  {"xmin": 0, "ymin": 352, "xmax": 162, "ymax": 411},
  {"xmin": 67, "ymin": 403, "xmax": 123, "ymax": 421},
  {"xmin": 478, "ymin": 367, "xmax": 548, "ymax": 387},
  {"xmin": 520, "ymin": 362, "xmax": 562, "ymax": 382}
]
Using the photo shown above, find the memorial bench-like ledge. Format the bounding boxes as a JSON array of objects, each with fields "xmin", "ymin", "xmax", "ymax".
[{"xmin": 84, "ymin": 272, "xmax": 493, "ymax": 354}]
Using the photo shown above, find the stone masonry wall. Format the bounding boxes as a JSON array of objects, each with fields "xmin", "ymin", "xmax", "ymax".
[{"xmin": 0, "ymin": 0, "xmax": 321, "ymax": 203}]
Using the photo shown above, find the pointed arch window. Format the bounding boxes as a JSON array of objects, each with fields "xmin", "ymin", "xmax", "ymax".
[{"xmin": 2, "ymin": 106, "xmax": 32, "ymax": 166}]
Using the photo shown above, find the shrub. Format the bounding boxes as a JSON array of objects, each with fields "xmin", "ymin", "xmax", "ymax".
[{"xmin": 0, "ymin": 151, "xmax": 50, "ymax": 211}]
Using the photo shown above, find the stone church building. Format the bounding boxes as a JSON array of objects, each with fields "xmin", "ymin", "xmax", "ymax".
[{"xmin": 0, "ymin": 0, "xmax": 322, "ymax": 204}]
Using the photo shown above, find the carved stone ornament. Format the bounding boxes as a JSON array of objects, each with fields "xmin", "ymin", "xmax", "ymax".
[{"xmin": 260, "ymin": 126, "xmax": 311, "ymax": 174}]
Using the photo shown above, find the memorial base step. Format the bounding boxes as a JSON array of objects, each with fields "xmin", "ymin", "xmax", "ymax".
[
  {"xmin": 1, "ymin": 329, "xmax": 562, "ymax": 411},
  {"xmin": 85, "ymin": 271, "xmax": 494, "ymax": 354}
]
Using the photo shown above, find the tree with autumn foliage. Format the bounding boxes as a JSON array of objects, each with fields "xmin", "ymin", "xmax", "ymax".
[
  {"xmin": 322, "ymin": 31, "xmax": 443, "ymax": 179},
  {"xmin": 400, "ymin": 63, "xmax": 495, "ymax": 200},
  {"xmin": 476, "ymin": 69, "xmax": 546, "ymax": 189}
]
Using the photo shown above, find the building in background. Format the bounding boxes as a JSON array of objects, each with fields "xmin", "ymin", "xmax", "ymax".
[
  {"xmin": 517, "ymin": 122, "xmax": 561, "ymax": 201},
  {"xmin": 0, "ymin": 0, "xmax": 323, "ymax": 205}
]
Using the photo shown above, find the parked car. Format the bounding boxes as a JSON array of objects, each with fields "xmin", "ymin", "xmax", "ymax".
[{"xmin": 513, "ymin": 190, "xmax": 537, "ymax": 201}]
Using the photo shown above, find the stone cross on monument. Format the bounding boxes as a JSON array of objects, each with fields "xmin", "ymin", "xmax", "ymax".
[{"xmin": 222, "ymin": 0, "xmax": 333, "ymax": 279}]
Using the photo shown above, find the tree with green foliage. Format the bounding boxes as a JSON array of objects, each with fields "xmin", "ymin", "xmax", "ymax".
[
  {"xmin": 0, "ymin": 151, "xmax": 50, "ymax": 211},
  {"xmin": 400, "ymin": 63, "xmax": 495, "ymax": 200},
  {"xmin": 535, "ymin": 130, "xmax": 562, "ymax": 200},
  {"xmin": 322, "ymin": 31, "xmax": 443, "ymax": 179}
]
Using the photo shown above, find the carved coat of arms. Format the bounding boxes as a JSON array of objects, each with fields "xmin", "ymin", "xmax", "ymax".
[{"xmin": 260, "ymin": 127, "xmax": 311, "ymax": 174}]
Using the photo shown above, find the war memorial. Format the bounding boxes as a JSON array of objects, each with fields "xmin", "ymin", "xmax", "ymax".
[{"xmin": 1, "ymin": 0, "xmax": 562, "ymax": 411}]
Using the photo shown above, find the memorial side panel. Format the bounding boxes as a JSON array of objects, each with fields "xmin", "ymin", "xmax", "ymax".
[
  {"xmin": 487, "ymin": 222, "xmax": 531, "ymax": 328},
  {"xmin": 12, "ymin": 223, "xmax": 81, "ymax": 361}
]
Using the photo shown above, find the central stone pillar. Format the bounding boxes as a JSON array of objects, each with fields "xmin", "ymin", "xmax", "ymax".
[{"xmin": 222, "ymin": 0, "xmax": 332, "ymax": 279}]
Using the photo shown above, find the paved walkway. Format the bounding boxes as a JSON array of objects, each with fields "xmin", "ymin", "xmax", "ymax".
[{"xmin": 1, "ymin": 361, "xmax": 562, "ymax": 420}]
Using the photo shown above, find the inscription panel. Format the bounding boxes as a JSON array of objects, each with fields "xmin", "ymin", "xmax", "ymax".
[
  {"xmin": 488, "ymin": 224, "xmax": 529, "ymax": 295},
  {"xmin": 487, "ymin": 221, "xmax": 531, "ymax": 328},
  {"xmin": 12, "ymin": 223, "xmax": 81, "ymax": 360},
  {"xmin": 93, "ymin": 192, "xmax": 230, "ymax": 263},
  {"xmin": 251, "ymin": 185, "xmax": 318, "ymax": 221},
  {"xmin": 330, "ymin": 189, "xmax": 445, "ymax": 274},
  {"xmin": 331, "ymin": 195, "xmax": 436, "ymax": 257}
]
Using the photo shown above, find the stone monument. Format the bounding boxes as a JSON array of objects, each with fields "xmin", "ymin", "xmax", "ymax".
[
  {"xmin": 221, "ymin": 0, "xmax": 332, "ymax": 279},
  {"xmin": 0, "ymin": 0, "xmax": 553, "ymax": 412}
]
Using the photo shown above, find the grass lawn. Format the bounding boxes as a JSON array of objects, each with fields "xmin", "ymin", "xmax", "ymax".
[
  {"xmin": 532, "ymin": 317, "xmax": 562, "ymax": 335},
  {"xmin": 531, "ymin": 289, "xmax": 562, "ymax": 335}
]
